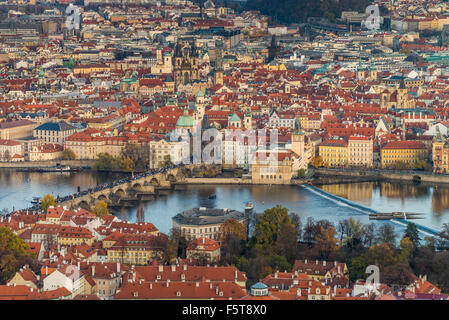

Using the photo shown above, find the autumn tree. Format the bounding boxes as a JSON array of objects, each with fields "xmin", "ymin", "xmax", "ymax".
[
  {"xmin": 93, "ymin": 200, "xmax": 109, "ymax": 216},
  {"xmin": 311, "ymin": 156, "xmax": 324, "ymax": 168},
  {"xmin": 274, "ymin": 222, "xmax": 299, "ymax": 264},
  {"xmin": 0, "ymin": 227, "xmax": 34, "ymax": 284},
  {"xmin": 40, "ymin": 194, "xmax": 56, "ymax": 212},
  {"xmin": 314, "ymin": 225, "xmax": 338, "ymax": 260},
  {"xmin": 62, "ymin": 148, "xmax": 76, "ymax": 160},
  {"xmin": 398, "ymin": 237, "xmax": 414, "ymax": 265},
  {"xmin": 381, "ymin": 264, "xmax": 417, "ymax": 287},
  {"xmin": 219, "ymin": 219, "xmax": 247, "ymax": 260}
]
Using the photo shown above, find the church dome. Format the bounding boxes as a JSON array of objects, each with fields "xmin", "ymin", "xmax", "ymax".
[{"xmin": 176, "ymin": 114, "xmax": 194, "ymax": 127}]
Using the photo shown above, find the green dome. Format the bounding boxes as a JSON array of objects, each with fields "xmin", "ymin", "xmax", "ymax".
[{"xmin": 176, "ymin": 114, "xmax": 194, "ymax": 127}]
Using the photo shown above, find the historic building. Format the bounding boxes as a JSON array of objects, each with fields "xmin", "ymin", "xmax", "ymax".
[{"xmin": 173, "ymin": 40, "xmax": 201, "ymax": 88}]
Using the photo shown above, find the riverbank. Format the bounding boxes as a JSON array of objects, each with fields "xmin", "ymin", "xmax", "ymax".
[
  {"xmin": 184, "ymin": 177, "xmax": 310, "ymax": 185},
  {"xmin": 313, "ymin": 168, "xmax": 449, "ymax": 186},
  {"xmin": 0, "ymin": 160, "xmax": 96, "ymax": 168}
]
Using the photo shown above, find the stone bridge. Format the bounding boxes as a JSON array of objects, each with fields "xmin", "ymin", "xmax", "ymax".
[{"xmin": 60, "ymin": 164, "xmax": 214, "ymax": 210}]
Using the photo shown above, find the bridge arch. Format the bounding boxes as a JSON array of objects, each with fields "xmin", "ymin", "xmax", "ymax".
[
  {"xmin": 97, "ymin": 194, "xmax": 107, "ymax": 201},
  {"xmin": 167, "ymin": 174, "xmax": 176, "ymax": 183},
  {"xmin": 150, "ymin": 177, "xmax": 160, "ymax": 186},
  {"xmin": 132, "ymin": 182, "xmax": 142, "ymax": 189},
  {"xmin": 115, "ymin": 188, "xmax": 126, "ymax": 197},
  {"xmin": 78, "ymin": 200, "xmax": 89, "ymax": 209}
]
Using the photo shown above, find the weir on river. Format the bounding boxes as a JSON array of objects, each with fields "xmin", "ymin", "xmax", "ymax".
[{"xmin": 302, "ymin": 184, "xmax": 441, "ymax": 237}]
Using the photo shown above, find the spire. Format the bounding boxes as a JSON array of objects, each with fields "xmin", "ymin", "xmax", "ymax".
[
  {"xmin": 294, "ymin": 116, "xmax": 304, "ymax": 135},
  {"xmin": 399, "ymin": 73, "xmax": 407, "ymax": 90}
]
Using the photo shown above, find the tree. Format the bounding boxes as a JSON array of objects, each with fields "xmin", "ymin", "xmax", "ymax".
[
  {"xmin": 274, "ymin": 222, "xmax": 299, "ymax": 264},
  {"xmin": 93, "ymin": 200, "xmax": 109, "ymax": 216},
  {"xmin": 250, "ymin": 205, "xmax": 292, "ymax": 250},
  {"xmin": 398, "ymin": 237, "xmax": 414, "ymax": 265},
  {"xmin": 3, "ymin": 150, "xmax": 11, "ymax": 162},
  {"xmin": 297, "ymin": 168, "xmax": 306, "ymax": 178},
  {"xmin": 161, "ymin": 154, "xmax": 173, "ymax": 168},
  {"xmin": 219, "ymin": 219, "xmax": 247, "ymax": 260},
  {"xmin": 381, "ymin": 264, "xmax": 416, "ymax": 287},
  {"xmin": 314, "ymin": 226, "xmax": 338, "ymax": 260},
  {"xmin": 430, "ymin": 251, "xmax": 449, "ymax": 292},
  {"xmin": 0, "ymin": 226, "xmax": 33, "ymax": 284},
  {"xmin": 375, "ymin": 223, "xmax": 397, "ymax": 247},
  {"xmin": 62, "ymin": 148, "xmax": 76, "ymax": 160},
  {"xmin": 43, "ymin": 233, "xmax": 57, "ymax": 251},
  {"xmin": 219, "ymin": 219, "xmax": 247, "ymax": 241},
  {"xmin": 40, "ymin": 194, "xmax": 56, "ymax": 212},
  {"xmin": 404, "ymin": 223, "xmax": 420, "ymax": 248},
  {"xmin": 289, "ymin": 212, "xmax": 302, "ymax": 241},
  {"xmin": 311, "ymin": 156, "xmax": 324, "ymax": 168}
]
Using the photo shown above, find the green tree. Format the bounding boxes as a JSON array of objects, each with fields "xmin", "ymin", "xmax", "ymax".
[
  {"xmin": 404, "ymin": 223, "xmax": 420, "ymax": 248},
  {"xmin": 40, "ymin": 194, "xmax": 56, "ymax": 212},
  {"xmin": 0, "ymin": 227, "xmax": 33, "ymax": 283},
  {"xmin": 297, "ymin": 168, "xmax": 306, "ymax": 178},
  {"xmin": 161, "ymin": 155, "xmax": 173, "ymax": 168},
  {"xmin": 62, "ymin": 148, "xmax": 76, "ymax": 160},
  {"xmin": 250, "ymin": 205, "xmax": 292, "ymax": 250}
]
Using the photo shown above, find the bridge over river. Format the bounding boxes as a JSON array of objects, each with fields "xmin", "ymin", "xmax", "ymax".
[{"xmin": 55, "ymin": 164, "xmax": 212, "ymax": 211}]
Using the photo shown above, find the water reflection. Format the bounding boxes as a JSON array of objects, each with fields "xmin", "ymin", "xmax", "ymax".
[{"xmin": 0, "ymin": 169, "xmax": 128, "ymax": 211}]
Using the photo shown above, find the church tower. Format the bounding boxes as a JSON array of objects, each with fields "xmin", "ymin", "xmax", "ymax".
[
  {"xmin": 244, "ymin": 108, "xmax": 252, "ymax": 129},
  {"xmin": 215, "ymin": 51, "xmax": 224, "ymax": 85},
  {"xmin": 291, "ymin": 117, "xmax": 305, "ymax": 158}
]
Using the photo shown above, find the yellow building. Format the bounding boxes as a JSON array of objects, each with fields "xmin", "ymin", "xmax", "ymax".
[
  {"xmin": 58, "ymin": 227, "xmax": 94, "ymax": 246},
  {"xmin": 381, "ymin": 140, "xmax": 428, "ymax": 168},
  {"xmin": 319, "ymin": 139, "xmax": 348, "ymax": 167},
  {"xmin": 348, "ymin": 136, "xmax": 373, "ymax": 167},
  {"xmin": 106, "ymin": 234, "xmax": 162, "ymax": 265},
  {"xmin": 251, "ymin": 150, "xmax": 298, "ymax": 184}
]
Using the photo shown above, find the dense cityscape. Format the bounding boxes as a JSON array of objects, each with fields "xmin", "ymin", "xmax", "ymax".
[{"xmin": 1, "ymin": 0, "xmax": 449, "ymax": 306}]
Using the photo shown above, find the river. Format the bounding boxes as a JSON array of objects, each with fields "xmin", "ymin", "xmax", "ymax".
[{"xmin": 1, "ymin": 169, "xmax": 448, "ymax": 235}]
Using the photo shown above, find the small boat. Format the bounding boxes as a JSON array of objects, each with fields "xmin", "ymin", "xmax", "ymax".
[
  {"xmin": 245, "ymin": 202, "xmax": 254, "ymax": 210},
  {"xmin": 208, "ymin": 194, "xmax": 216, "ymax": 199},
  {"xmin": 31, "ymin": 197, "xmax": 40, "ymax": 204}
]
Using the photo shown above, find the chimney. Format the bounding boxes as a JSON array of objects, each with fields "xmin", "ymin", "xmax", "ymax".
[
  {"xmin": 171, "ymin": 265, "xmax": 176, "ymax": 272},
  {"xmin": 316, "ymin": 260, "xmax": 318, "ymax": 265},
  {"xmin": 77, "ymin": 261, "xmax": 80, "ymax": 270},
  {"xmin": 202, "ymin": 237, "xmax": 205, "ymax": 244},
  {"xmin": 235, "ymin": 270, "xmax": 237, "ymax": 279},
  {"xmin": 158, "ymin": 265, "xmax": 163, "ymax": 272},
  {"xmin": 323, "ymin": 261, "xmax": 326, "ymax": 266},
  {"xmin": 304, "ymin": 259, "xmax": 307, "ymax": 264},
  {"xmin": 150, "ymin": 283, "xmax": 152, "ymax": 289},
  {"xmin": 117, "ymin": 263, "xmax": 120, "ymax": 273},
  {"xmin": 183, "ymin": 264, "xmax": 187, "ymax": 271},
  {"xmin": 166, "ymin": 279, "xmax": 170, "ymax": 287},
  {"xmin": 274, "ymin": 272, "xmax": 278, "ymax": 279},
  {"xmin": 196, "ymin": 282, "xmax": 199, "ymax": 287},
  {"xmin": 92, "ymin": 265, "xmax": 95, "ymax": 276},
  {"xmin": 45, "ymin": 266, "xmax": 48, "ymax": 275}
]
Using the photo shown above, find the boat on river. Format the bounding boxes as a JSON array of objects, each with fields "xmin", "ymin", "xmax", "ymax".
[{"xmin": 369, "ymin": 212, "xmax": 424, "ymax": 220}]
